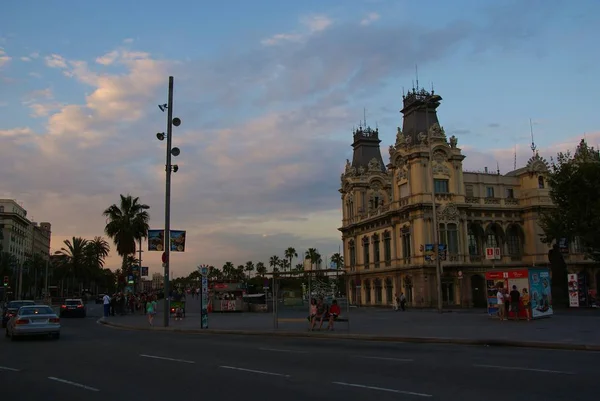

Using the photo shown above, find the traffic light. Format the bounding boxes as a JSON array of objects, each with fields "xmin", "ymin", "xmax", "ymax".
[{"xmin": 3, "ymin": 276, "xmax": 8, "ymax": 286}]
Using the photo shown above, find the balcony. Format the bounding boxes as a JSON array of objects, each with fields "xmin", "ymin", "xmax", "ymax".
[
  {"xmin": 484, "ymin": 197, "xmax": 501, "ymax": 205},
  {"xmin": 435, "ymin": 193, "xmax": 454, "ymax": 202},
  {"xmin": 504, "ymin": 198, "xmax": 520, "ymax": 206},
  {"xmin": 465, "ymin": 196, "xmax": 479, "ymax": 204}
]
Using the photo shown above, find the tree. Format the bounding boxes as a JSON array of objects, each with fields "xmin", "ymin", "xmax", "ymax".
[
  {"xmin": 330, "ymin": 253, "xmax": 344, "ymax": 269},
  {"xmin": 244, "ymin": 261, "xmax": 254, "ymax": 279},
  {"xmin": 284, "ymin": 247, "xmax": 297, "ymax": 272},
  {"xmin": 305, "ymin": 248, "xmax": 321, "ymax": 269},
  {"xmin": 269, "ymin": 255, "xmax": 280, "ymax": 272},
  {"xmin": 255, "ymin": 262, "xmax": 267, "ymax": 277},
  {"xmin": 539, "ymin": 139, "xmax": 600, "ymax": 260},
  {"xmin": 103, "ymin": 194, "xmax": 150, "ymax": 271},
  {"xmin": 56, "ymin": 237, "xmax": 89, "ymax": 294}
]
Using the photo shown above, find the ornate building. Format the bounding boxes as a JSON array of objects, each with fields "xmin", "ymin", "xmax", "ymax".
[{"xmin": 339, "ymin": 88, "xmax": 596, "ymax": 307}]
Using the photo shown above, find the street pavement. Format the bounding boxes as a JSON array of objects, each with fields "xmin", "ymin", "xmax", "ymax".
[
  {"xmin": 1, "ymin": 304, "xmax": 598, "ymax": 401},
  {"xmin": 102, "ymin": 297, "xmax": 600, "ymax": 348}
]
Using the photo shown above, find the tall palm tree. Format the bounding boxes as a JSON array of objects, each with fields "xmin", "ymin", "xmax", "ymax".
[
  {"xmin": 103, "ymin": 194, "xmax": 150, "ymax": 272},
  {"xmin": 269, "ymin": 255, "xmax": 280, "ymax": 272},
  {"xmin": 284, "ymin": 247, "xmax": 297, "ymax": 272},
  {"xmin": 85, "ymin": 237, "xmax": 110, "ymax": 270},
  {"xmin": 255, "ymin": 262, "xmax": 266, "ymax": 277},
  {"xmin": 244, "ymin": 261, "xmax": 254, "ymax": 279},
  {"xmin": 305, "ymin": 248, "xmax": 321, "ymax": 270},
  {"xmin": 331, "ymin": 253, "xmax": 344, "ymax": 270},
  {"xmin": 222, "ymin": 262, "xmax": 235, "ymax": 280},
  {"xmin": 56, "ymin": 237, "xmax": 90, "ymax": 294}
]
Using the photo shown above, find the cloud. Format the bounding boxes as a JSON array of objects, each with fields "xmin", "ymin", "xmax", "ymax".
[
  {"xmin": 360, "ymin": 12, "xmax": 380, "ymax": 26},
  {"xmin": 0, "ymin": 5, "xmax": 567, "ymax": 275},
  {"xmin": 20, "ymin": 56, "xmax": 31, "ymax": 62},
  {"xmin": 0, "ymin": 47, "xmax": 11, "ymax": 68},
  {"xmin": 261, "ymin": 15, "xmax": 333, "ymax": 46},
  {"xmin": 123, "ymin": 38, "xmax": 134, "ymax": 44}
]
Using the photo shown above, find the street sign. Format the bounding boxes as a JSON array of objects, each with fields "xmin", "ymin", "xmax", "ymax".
[
  {"xmin": 485, "ymin": 247, "xmax": 501, "ymax": 260},
  {"xmin": 200, "ymin": 266, "xmax": 208, "ymax": 276}
]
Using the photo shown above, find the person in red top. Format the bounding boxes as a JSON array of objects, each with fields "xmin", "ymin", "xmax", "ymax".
[{"xmin": 326, "ymin": 300, "xmax": 341, "ymax": 331}]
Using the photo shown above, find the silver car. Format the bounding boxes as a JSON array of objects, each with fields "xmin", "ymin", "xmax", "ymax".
[{"xmin": 5, "ymin": 305, "xmax": 61, "ymax": 340}]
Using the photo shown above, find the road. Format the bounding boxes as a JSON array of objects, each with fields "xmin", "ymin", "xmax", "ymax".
[{"xmin": 1, "ymin": 304, "xmax": 598, "ymax": 401}]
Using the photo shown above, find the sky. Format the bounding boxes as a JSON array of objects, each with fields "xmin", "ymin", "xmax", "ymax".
[{"xmin": 1, "ymin": 0, "xmax": 599, "ymax": 277}]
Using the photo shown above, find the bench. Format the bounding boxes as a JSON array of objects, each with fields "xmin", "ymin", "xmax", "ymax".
[{"xmin": 307, "ymin": 315, "xmax": 350, "ymax": 331}]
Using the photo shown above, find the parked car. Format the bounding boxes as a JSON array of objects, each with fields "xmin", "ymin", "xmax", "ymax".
[
  {"xmin": 5, "ymin": 305, "xmax": 61, "ymax": 340},
  {"xmin": 59, "ymin": 299, "xmax": 87, "ymax": 318},
  {"xmin": 2, "ymin": 300, "xmax": 35, "ymax": 328}
]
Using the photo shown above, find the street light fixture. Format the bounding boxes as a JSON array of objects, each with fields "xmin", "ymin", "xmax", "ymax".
[{"xmin": 156, "ymin": 76, "xmax": 182, "ymax": 328}]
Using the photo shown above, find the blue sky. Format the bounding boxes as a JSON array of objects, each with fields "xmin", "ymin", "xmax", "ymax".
[{"xmin": 1, "ymin": 0, "xmax": 599, "ymax": 275}]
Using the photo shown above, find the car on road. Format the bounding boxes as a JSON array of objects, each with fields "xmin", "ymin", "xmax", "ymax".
[
  {"xmin": 5, "ymin": 305, "xmax": 61, "ymax": 340},
  {"xmin": 59, "ymin": 299, "xmax": 87, "ymax": 318},
  {"xmin": 2, "ymin": 300, "xmax": 35, "ymax": 328}
]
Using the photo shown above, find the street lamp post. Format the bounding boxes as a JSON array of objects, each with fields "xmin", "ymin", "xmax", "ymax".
[
  {"xmin": 425, "ymin": 98, "xmax": 444, "ymax": 313},
  {"xmin": 157, "ymin": 76, "xmax": 182, "ymax": 327}
]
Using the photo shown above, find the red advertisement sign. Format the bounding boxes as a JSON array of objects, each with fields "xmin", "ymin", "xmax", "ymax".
[{"xmin": 485, "ymin": 269, "xmax": 528, "ymax": 280}]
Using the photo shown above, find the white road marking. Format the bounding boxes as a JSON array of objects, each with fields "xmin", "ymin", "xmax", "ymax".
[
  {"xmin": 473, "ymin": 364, "xmax": 575, "ymax": 375},
  {"xmin": 0, "ymin": 366, "xmax": 20, "ymax": 372},
  {"xmin": 354, "ymin": 356, "xmax": 413, "ymax": 362},
  {"xmin": 48, "ymin": 377, "xmax": 100, "ymax": 392},
  {"xmin": 219, "ymin": 366, "xmax": 290, "ymax": 377},
  {"xmin": 258, "ymin": 347, "xmax": 308, "ymax": 354},
  {"xmin": 140, "ymin": 354, "xmax": 195, "ymax": 364},
  {"xmin": 333, "ymin": 382, "xmax": 432, "ymax": 397}
]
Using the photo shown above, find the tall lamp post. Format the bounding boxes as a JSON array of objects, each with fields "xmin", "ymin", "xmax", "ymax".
[
  {"xmin": 424, "ymin": 94, "xmax": 444, "ymax": 313},
  {"xmin": 156, "ymin": 76, "xmax": 182, "ymax": 327}
]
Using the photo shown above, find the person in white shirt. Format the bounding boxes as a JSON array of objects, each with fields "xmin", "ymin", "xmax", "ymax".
[
  {"xmin": 496, "ymin": 289, "xmax": 505, "ymax": 320},
  {"xmin": 103, "ymin": 294, "xmax": 111, "ymax": 318}
]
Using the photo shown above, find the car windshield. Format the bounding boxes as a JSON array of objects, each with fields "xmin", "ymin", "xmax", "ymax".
[
  {"xmin": 66, "ymin": 300, "xmax": 82, "ymax": 305},
  {"xmin": 8, "ymin": 301, "xmax": 35, "ymax": 309},
  {"xmin": 20, "ymin": 307, "xmax": 54, "ymax": 316}
]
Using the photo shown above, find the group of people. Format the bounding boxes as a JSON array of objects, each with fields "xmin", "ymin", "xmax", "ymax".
[
  {"xmin": 309, "ymin": 298, "xmax": 342, "ymax": 331},
  {"xmin": 496, "ymin": 285, "xmax": 530, "ymax": 321},
  {"xmin": 393, "ymin": 293, "xmax": 407, "ymax": 311},
  {"xmin": 102, "ymin": 292, "xmax": 159, "ymax": 325}
]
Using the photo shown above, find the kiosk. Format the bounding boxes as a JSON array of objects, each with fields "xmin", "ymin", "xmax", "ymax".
[{"xmin": 485, "ymin": 268, "xmax": 553, "ymax": 320}]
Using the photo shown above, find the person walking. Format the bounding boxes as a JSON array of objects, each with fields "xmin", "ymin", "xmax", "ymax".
[
  {"xmin": 102, "ymin": 294, "xmax": 111, "ymax": 318},
  {"xmin": 147, "ymin": 295, "xmax": 157, "ymax": 326}
]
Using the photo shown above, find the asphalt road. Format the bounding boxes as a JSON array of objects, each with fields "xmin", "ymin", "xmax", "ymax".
[{"xmin": 1, "ymin": 304, "xmax": 598, "ymax": 401}]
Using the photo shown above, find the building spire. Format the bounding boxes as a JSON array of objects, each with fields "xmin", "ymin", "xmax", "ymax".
[{"xmin": 529, "ymin": 118, "xmax": 537, "ymax": 155}]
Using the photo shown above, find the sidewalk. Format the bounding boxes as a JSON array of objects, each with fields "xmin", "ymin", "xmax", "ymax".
[{"xmin": 98, "ymin": 298, "xmax": 600, "ymax": 351}]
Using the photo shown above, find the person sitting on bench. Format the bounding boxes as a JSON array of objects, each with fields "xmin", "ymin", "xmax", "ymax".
[
  {"xmin": 326, "ymin": 299, "xmax": 341, "ymax": 331},
  {"xmin": 310, "ymin": 298, "xmax": 328, "ymax": 331}
]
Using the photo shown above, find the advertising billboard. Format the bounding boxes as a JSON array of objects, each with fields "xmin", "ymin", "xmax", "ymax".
[{"xmin": 529, "ymin": 268, "xmax": 553, "ymax": 318}]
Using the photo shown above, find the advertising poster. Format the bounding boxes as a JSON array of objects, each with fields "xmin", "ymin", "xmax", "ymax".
[
  {"xmin": 568, "ymin": 273, "xmax": 579, "ymax": 307},
  {"xmin": 141, "ymin": 266, "xmax": 149, "ymax": 277},
  {"xmin": 506, "ymin": 270, "xmax": 530, "ymax": 319},
  {"xmin": 201, "ymin": 275, "xmax": 208, "ymax": 329},
  {"xmin": 529, "ymin": 268, "xmax": 553, "ymax": 318},
  {"xmin": 170, "ymin": 230, "xmax": 186, "ymax": 252},
  {"xmin": 147, "ymin": 229, "xmax": 165, "ymax": 251},
  {"xmin": 485, "ymin": 271, "xmax": 506, "ymax": 314}
]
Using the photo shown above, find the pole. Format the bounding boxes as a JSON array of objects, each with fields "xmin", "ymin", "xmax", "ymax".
[
  {"xmin": 425, "ymin": 99, "xmax": 443, "ymax": 313},
  {"xmin": 44, "ymin": 256, "xmax": 49, "ymax": 298},
  {"xmin": 163, "ymin": 76, "xmax": 174, "ymax": 328},
  {"xmin": 138, "ymin": 238, "xmax": 143, "ymax": 292}
]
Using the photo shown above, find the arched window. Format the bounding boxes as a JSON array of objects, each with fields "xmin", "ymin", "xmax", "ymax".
[
  {"xmin": 468, "ymin": 224, "xmax": 482, "ymax": 256},
  {"xmin": 348, "ymin": 240, "xmax": 356, "ymax": 267},
  {"xmin": 383, "ymin": 231, "xmax": 392, "ymax": 266},
  {"xmin": 506, "ymin": 225, "xmax": 523, "ymax": 257},
  {"xmin": 374, "ymin": 279, "xmax": 383, "ymax": 304},
  {"xmin": 372, "ymin": 233, "xmax": 380, "ymax": 268},
  {"xmin": 440, "ymin": 223, "xmax": 459, "ymax": 255},
  {"xmin": 385, "ymin": 278, "xmax": 393, "ymax": 303},
  {"xmin": 538, "ymin": 176, "xmax": 545, "ymax": 189},
  {"xmin": 364, "ymin": 279, "xmax": 371, "ymax": 304},
  {"xmin": 362, "ymin": 237, "xmax": 370, "ymax": 268}
]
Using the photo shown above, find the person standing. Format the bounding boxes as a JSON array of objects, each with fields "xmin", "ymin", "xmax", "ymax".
[
  {"xmin": 509, "ymin": 285, "xmax": 521, "ymax": 321},
  {"xmin": 400, "ymin": 293, "xmax": 407, "ymax": 311},
  {"xmin": 496, "ymin": 287, "xmax": 505, "ymax": 320},
  {"xmin": 147, "ymin": 295, "xmax": 157, "ymax": 326},
  {"xmin": 102, "ymin": 294, "xmax": 111, "ymax": 318}
]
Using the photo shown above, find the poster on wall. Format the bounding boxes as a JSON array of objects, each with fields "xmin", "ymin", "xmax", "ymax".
[
  {"xmin": 170, "ymin": 230, "xmax": 186, "ymax": 252},
  {"xmin": 147, "ymin": 229, "xmax": 165, "ymax": 251},
  {"xmin": 568, "ymin": 273, "xmax": 579, "ymax": 307},
  {"xmin": 529, "ymin": 268, "xmax": 553, "ymax": 318}
]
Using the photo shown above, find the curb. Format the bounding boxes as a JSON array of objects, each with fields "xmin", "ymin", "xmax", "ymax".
[{"xmin": 96, "ymin": 319, "xmax": 600, "ymax": 352}]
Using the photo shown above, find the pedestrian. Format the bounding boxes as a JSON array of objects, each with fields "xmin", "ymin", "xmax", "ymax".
[
  {"xmin": 393, "ymin": 293, "xmax": 399, "ymax": 311},
  {"xmin": 496, "ymin": 287, "xmax": 505, "ymax": 321},
  {"xmin": 147, "ymin": 295, "xmax": 157, "ymax": 326},
  {"xmin": 400, "ymin": 293, "xmax": 407, "ymax": 311},
  {"xmin": 102, "ymin": 293, "xmax": 111, "ymax": 318},
  {"xmin": 509, "ymin": 285, "xmax": 521, "ymax": 321}
]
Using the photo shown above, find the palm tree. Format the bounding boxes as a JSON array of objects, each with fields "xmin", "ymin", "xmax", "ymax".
[
  {"xmin": 331, "ymin": 253, "xmax": 344, "ymax": 270},
  {"xmin": 244, "ymin": 261, "xmax": 254, "ymax": 279},
  {"xmin": 284, "ymin": 247, "xmax": 297, "ymax": 272},
  {"xmin": 305, "ymin": 248, "xmax": 321, "ymax": 270},
  {"xmin": 56, "ymin": 237, "xmax": 89, "ymax": 294},
  {"xmin": 269, "ymin": 255, "xmax": 280, "ymax": 273},
  {"xmin": 255, "ymin": 262, "xmax": 266, "ymax": 277},
  {"xmin": 222, "ymin": 262, "xmax": 235, "ymax": 280},
  {"xmin": 85, "ymin": 237, "xmax": 110, "ymax": 270},
  {"xmin": 103, "ymin": 194, "xmax": 150, "ymax": 272}
]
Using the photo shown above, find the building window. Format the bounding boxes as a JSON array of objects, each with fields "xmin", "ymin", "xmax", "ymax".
[
  {"xmin": 361, "ymin": 192, "xmax": 367, "ymax": 211},
  {"xmin": 486, "ymin": 187, "xmax": 495, "ymax": 198},
  {"xmin": 538, "ymin": 176, "xmax": 545, "ymax": 189},
  {"xmin": 364, "ymin": 279, "xmax": 371, "ymax": 304},
  {"xmin": 439, "ymin": 223, "xmax": 459, "ymax": 255},
  {"xmin": 468, "ymin": 226, "xmax": 480, "ymax": 255},
  {"xmin": 506, "ymin": 225, "xmax": 522, "ymax": 256},
  {"xmin": 385, "ymin": 278, "xmax": 393, "ymax": 304},
  {"xmin": 399, "ymin": 183, "xmax": 409, "ymax": 198},
  {"xmin": 362, "ymin": 237, "xmax": 370, "ymax": 268},
  {"xmin": 374, "ymin": 279, "xmax": 383, "ymax": 304},
  {"xmin": 465, "ymin": 185, "xmax": 474, "ymax": 197},
  {"xmin": 348, "ymin": 240, "xmax": 356, "ymax": 267},
  {"xmin": 372, "ymin": 233, "xmax": 380, "ymax": 268},
  {"xmin": 434, "ymin": 179, "xmax": 449, "ymax": 194},
  {"xmin": 0, "ymin": 206, "xmax": 4, "ymax": 213},
  {"xmin": 383, "ymin": 231, "xmax": 392, "ymax": 266},
  {"xmin": 401, "ymin": 227, "xmax": 411, "ymax": 261},
  {"xmin": 506, "ymin": 188, "xmax": 514, "ymax": 198}
]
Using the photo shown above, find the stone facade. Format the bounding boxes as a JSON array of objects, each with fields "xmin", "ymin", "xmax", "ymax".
[{"xmin": 339, "ymin": 89, "xmax": 598, "ymax": 308}]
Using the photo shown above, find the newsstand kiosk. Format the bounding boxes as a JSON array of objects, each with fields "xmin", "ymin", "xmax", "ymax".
[{"xmin": 485, "ymin": 268, "xmax": 553, "ymax": 320}]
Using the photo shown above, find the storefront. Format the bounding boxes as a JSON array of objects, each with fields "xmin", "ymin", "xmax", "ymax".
[
  {"xmin": 485, "ymin": 268, "xmax": 553, "ymax": 320},
  {"xmin": 209, "ymin": 282, "xmax": 246, "ymax": 312}
]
